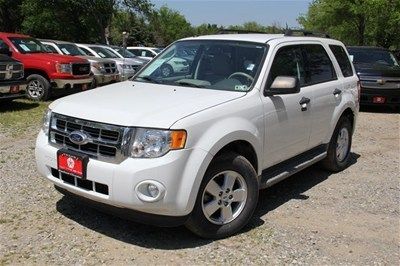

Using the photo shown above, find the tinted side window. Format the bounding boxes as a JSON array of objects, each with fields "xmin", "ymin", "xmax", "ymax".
[
  {"xmin": 329, "ymin": 45, "xmax": 353, "ymax": 77},
  {"xmin": 79, "ymin": 47, "xmax": 94, "ymax": 56},
  {"xmin": 268, "ymin": 45, "xmax": 306, "ymax": 87},
  {"xmin": 304, "ymin": 45, "xmax": 336, "ymax": 85}
]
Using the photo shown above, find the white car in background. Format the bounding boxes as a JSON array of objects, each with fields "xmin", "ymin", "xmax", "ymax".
[
  {"xmin": 76, "ymin": 44, "xmax": 140, "ymax": 80},
  {"xmin": 127, "ymin": 46, "xmax": 162, "ymax": 60}
]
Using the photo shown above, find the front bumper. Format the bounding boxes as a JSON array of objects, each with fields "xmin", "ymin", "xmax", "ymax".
[
  {"xmin": 360, "ymin": 87, "xmax": 400, "ymax": 107},
  {"xmin": 0, "ymin": 84, "xmax": 26, "ymax": 101},
  {"xmin": 35, "ymin": 130, "xmax": 212, "ymax": 218},
  {"xmin": 120, "ymin": 69, "xmax": 136, "ymax": 81},
  {"xmin": 94, "ymin": 73, "xmax": 120, "ymax": 86},
  {"xmin": 51, "ymin": 77, "xmax": 94, "ymax": 89}
]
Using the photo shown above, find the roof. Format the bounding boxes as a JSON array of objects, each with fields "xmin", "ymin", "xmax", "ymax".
[
  {"xmin": 39, "ymin": 39, "xmax": 73, "ymax": 45},
  {"xmin": 181, "ymin": 33, "xmax": 339, "ymax": 44},
  {"xmin": 347, "ymin": 46, "xmax": 388, "ymax": 51},
  {"xmin": 183, "ymin": 34, "xmax": 284, "ymax": 43},
  {"xmin": 0, "ymin": 32, "xmax": 30, "ymax": 38}
]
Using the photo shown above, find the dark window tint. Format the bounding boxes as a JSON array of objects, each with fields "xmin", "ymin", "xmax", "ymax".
[
  {"xmin": 43, "ymin": 44, "xmax": 58, "ymax": 53},
  {"xmin": 304, "ymin": 45, "xmax": 336, "ymax": 84},
  {"xmin": 79, "ymin": 47, "xmax": 94, "ymax": 56},
  {"xmin": 268, "ymin": 45, "xmax": 306, "ymax": 87},
  {"xmin": 329, "ymin": 45, "xmax": 353, "ymax": 77},
  {"xmin": 128, "ymin": 49, "xmax": 141, "ymax": 56}
]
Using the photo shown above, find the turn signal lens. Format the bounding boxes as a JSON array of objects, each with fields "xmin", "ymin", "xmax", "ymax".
[{"xmin": 170, "ymin": 130, "xmax": 187, "ymax": 149}]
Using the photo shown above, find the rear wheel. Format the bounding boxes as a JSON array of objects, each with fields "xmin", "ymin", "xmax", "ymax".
[
  {"xmin": 26, "ymin": 74, "xmax": 51, "ymax": 101},
  {"xmin": 185, "ymin": 153, "xmax": 259, "ymax": 239},
  {"xmin": 321, "ymin": 116, "xmax": 353, "ymax": 172}
]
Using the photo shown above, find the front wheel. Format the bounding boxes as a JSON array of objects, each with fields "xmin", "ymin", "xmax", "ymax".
[
  {"xmin": 321, "ymin": 116, "xmax": 353, "ymax": 172},
  {"xmin": 185, "ymin": 153, "xmax": 259, "ymax": 239},
  {"xmin": 26, "ymin": 74, "xmax": 51, "ymax": 101}
]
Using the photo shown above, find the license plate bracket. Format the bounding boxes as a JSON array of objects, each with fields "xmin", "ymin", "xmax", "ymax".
[{"xmin": 57, "ymin": 149, "xmax": 89, "ymax": 179}]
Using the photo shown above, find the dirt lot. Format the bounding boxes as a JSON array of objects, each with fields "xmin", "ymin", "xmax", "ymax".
[{"xmin": 0, "ymin": 100, "xmax": 399, "ymax": 265}]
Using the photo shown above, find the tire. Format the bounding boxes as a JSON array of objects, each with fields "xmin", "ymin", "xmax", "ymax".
[
  {"xmin": 160, "ymin": 64, "xmax": 173, "ymax": 77},
  {"xmin": 321, "ymin": 116, "xmax": 353, "ymax": 172},
  {"xmin": 185, "ymin": 153, "xmax": 259, "ymax": 239},
  {"xmin": 26, "ymin": 74, "xmax": 51, "ymax": 101}
]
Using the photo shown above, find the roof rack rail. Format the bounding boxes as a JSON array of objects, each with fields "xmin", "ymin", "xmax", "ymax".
[
  {"xmin": 217, "ymin": 29, "xmax": 266, "ymax": 34},
  {"xmin": 284, "ymin": 29, "xmax": 330, "ymax": 38}
]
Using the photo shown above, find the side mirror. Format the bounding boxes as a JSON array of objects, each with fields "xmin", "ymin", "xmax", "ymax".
[
  {"xmin": 265, "ymin": 76, "xmax": 300, "ymax": 96},
  {"xmin": 0, "ymin": 47, "xmax": 12, "ymax": 57}
]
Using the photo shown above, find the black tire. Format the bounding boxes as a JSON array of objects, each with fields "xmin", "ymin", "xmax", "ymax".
[
  {"xmin": 185, "ymin": 153, "xmax": 259, "ymax": 239},
  {"xmin": 321, "ymin": 116, "xmax": 353, "ymax": 172},
  {"xmin": 90, "ymin": 77, "xmax": 98, "ymax": 89},
  {"xmin": 160, "ymin": 64, "xmax": 173, "ymax": 77},
  {"xmin": 26, "ymin": 74, "xmax": 51, "ymax": 101}
]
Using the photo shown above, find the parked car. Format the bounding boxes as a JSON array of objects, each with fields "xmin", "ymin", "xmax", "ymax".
[
  {"xmin": 108, "ymin": 45, "xmax": 149, "ymax": 64},
  {"xmin": 0, "ymin": 48, "xmax": 25, "ymax": 102},
  {"xmin": 126, "ymin": 46, "xmax": 162, "ymax": 60},
  {"xmin": 393, "ymin": 50, "xmax": 400, "ymax": 61},
  {"xmin": 36, "ymin": 33, "xmax": 359, "ymax": 239},
  {"xmin": 40, "ymin": 39, "xmax": 120, "ymax": 88},
  {"xmin": 347, "ymin": 46, "xmax": 400, "ymax": 109},
  {"xmin": 0, "ymin": 32, "xmax": 92, "ymax": 101},
  {"xmin": 76, "ymin": 44, "xmax": 141, "ymax": 81}
]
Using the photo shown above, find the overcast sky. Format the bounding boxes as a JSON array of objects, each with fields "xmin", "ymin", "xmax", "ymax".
[{"xmin": 152, "ymin": 0, "xmax": 312, "ymax": 27}]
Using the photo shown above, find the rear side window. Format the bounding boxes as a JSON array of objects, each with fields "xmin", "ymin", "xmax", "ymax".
[
  {"xmin": 329, "ymin": 45, "xmax": 353, "ymax": 77},
  {"xmin": 268, "ymin": 45, "xmax": 306, "ymax": 87},
  {"xmin": 303, "ymin": 45, "xmax": 337, "ymax": 85}
]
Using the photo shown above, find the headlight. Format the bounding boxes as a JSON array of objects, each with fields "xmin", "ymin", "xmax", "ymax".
[
  {"xmin": 42, "ymin": 109, "xmax": 52, "ymax": 135},
  {"xmin": 56, "ymin": 63, "xmax": 72, "ymax": 74},
  {"xmin": 121, "ymin": 64, "xmax": 132, "ymax": 69},
  {"xmin": 129, "ymin": 129, "xmax": 187, "ymax": 158}
]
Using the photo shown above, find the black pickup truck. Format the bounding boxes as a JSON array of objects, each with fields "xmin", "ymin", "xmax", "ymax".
[
  {"xmin": 0, "ymin": 51, "xmax": 26, "ymax": 102},
  {"xmin": 347, "ymin": 46, "xmax": 400, "ymax": 110}
]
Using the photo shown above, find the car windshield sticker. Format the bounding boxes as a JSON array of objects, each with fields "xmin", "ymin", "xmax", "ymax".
[
  {"xmin": 19, "ymin": 44, "xmax": 30, "ymax": 52},
  {"xmin": 349, "ymin": 55, "xmax": 354, "ymax": 62},
  {"xmin": 235, "ymin": 85, "xmax": 248, "ymax": 91},
  {"xmin": 61, "ymin": 48, "xmax": 70, "ymax": 55},
  {"xmin": 246, "ymin": 63, "xmax": 255, "ymax": 71}
]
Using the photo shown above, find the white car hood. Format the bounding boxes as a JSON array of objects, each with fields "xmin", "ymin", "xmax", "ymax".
[{"xmin": 50, "ymin": 81, "xmax": 245, "ymax": 128}]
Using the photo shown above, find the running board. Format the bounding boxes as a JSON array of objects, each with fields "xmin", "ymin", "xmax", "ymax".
[{"xmin": 260, "ymin": 145, "xmax": 327, "ymax": 189}]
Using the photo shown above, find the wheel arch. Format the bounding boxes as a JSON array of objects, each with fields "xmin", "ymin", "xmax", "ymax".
[{"xmin": 24, "ymin": 68, "xmax": 50, "ymax": 81}]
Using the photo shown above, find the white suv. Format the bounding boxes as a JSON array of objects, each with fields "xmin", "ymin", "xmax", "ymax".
[{"xmin": 35, "ymin": 33, "xmax": 359, "ymax": 239}]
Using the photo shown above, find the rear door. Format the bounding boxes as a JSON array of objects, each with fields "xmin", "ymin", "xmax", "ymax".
[{"xmin": 302, "ymin": 44, "xmax": 342, "ymax": 149}]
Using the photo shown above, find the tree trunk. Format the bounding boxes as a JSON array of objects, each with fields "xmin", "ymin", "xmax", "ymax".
[{"xmin": 357, "ymin": 15, "xmax": 366, "ymax": 46}]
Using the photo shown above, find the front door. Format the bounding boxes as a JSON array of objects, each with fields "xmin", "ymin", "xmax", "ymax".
[{"xmin": 261, "ymin": 44, "xmax": 313, "ymax": 167}]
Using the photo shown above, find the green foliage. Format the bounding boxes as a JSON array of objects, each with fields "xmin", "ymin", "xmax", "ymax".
[
  {"xmin": 298, "ymin": 0, "xmax": 400, "ymax": 48},
  {"xmin": 149, "ymin": 6, "xmax": 193, "ymax": 46},
  {"xmin": 0, "ymin": 0, "xmax": 23, "ymax": 32}
]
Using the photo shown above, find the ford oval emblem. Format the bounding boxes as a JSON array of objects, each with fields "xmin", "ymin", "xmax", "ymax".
[{"xmin": 69, "ymin": 131, "xmax": 89, "ymax": 145}]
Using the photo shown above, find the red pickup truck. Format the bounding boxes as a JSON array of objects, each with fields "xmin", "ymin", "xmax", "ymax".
[{"xmin": 0, "ymin": 32, "xmax": 93, "ymax": 101}]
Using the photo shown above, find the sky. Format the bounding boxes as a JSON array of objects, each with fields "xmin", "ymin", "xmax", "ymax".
[{"xmin": 152, "ymin": 0, "xmax": 313, "ymax": 28}]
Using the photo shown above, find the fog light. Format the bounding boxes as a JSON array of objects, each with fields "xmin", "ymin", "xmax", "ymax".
[
  {"xmin": 147, "ymin": 184, "xmax": 159, "ymax": 198},
  {"xmin": 135, "ymin": 180, "xmax": 166, "ymax": 202}
]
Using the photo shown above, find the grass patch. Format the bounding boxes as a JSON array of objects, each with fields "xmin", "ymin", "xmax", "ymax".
[{"xmin": 0, "ymin": 99, "xmax": 50, "ymax": 137}]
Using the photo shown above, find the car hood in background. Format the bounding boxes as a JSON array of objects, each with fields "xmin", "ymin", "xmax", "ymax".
[
  {"xmin": 77, "ymin": 56, "xmax": 116, "ymax": 64},
  {"xmin": 354, "ymin": 63, "xmax": 400, "ymax": 78},
  {"xmin": 49, "ymin": 81, "xmax": 245, "ymax": 128},
  {"xmin": 21, "ymin": 52, "xmax": 88, "ymax": 64},
  {"xmin": 112, "ymin": 58, "xmax": 143, "ymax": 66}
]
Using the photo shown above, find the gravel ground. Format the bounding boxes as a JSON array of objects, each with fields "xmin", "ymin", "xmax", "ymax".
[{"xmin": 0, "ymin": 101, "xmax": 399, "ymax": 265}]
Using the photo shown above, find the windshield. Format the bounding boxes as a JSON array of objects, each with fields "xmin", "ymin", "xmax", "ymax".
[
  {"xmin": 90, "ymin": 46, "xmax": 119, "ymax": 58},
  {"xmin": 348, "ymin": 48, "xmax": 399, "ymax": 67},
  {"xmin": 113, "ymin": 47, "xmax": 137, "ymax": 58},
  {"xmin": 9, "ymin": 37, "xmax": 50, "ymax": 54},
  {"xmin": 152, "ymin": 48, "xmax": 163, "ymax": 54},
  {"xmin": 134, "ymin": 40, "xmax": 267, "ymax": 92},
  {"xmin": 57, "ymin": 43, "xmax": 85, "ymax": 56}
]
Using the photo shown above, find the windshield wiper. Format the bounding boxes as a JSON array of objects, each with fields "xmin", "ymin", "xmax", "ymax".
[
  {"xmin": 175, "ymin": 80, "xmax": 206, "ymax": 88},
  {"xmin": 137, "ymin": 76, "xmax": 161, "ymax": 84}
]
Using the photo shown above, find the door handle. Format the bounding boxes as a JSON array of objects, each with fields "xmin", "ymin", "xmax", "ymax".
[
  {"xmin": 299, "ymin": 97, "xmax": 311, "ymax": 111},
  {"xmin": 333, "ymin": 88, "xmax": 342, "ymax": 96}
]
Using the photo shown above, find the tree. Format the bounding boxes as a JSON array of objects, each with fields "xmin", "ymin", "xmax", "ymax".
[
  {"xmin": 0, "ymin": 0, "xmax": 23, "ymax": 32},
  {"xmin": 298, "ymin": 0, "xmax": 400, "ymax": 48},
  {"xmin": 149, "ymin": 6, "xmax": 193, "ymax": 46}
]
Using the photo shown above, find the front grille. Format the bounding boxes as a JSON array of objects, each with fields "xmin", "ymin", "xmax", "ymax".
[
  {"xmin": 72, "ymin": 63, "xmax": 91, "ymax": 76},
  {"xmin": 51, "ymin": 168, "xmax": 109, "ymax": 195},
  {"xmin": 103, "ymin": 63, "xmax": 118, "ymax": 74},
  {"xmin": 0, "ymin": 63, "xmax": 24, "ymax": 80},
  {"xmin": 49, "ymin": 113, "xmax": 131, "ymax": 163}
]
